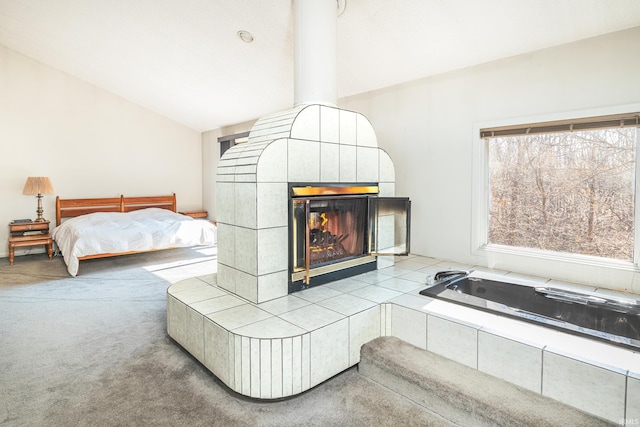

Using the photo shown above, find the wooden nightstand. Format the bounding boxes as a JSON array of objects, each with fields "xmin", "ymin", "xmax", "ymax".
[
  {"xmin": 8, "ymin": 220, "xmax": 53, "ymax": 265},
  {"xmin": 179, "ymin": 210, "xmax": 208, "ymax": 220}
]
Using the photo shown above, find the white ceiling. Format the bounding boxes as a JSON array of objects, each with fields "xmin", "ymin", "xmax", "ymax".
[{"xmin": 1, "ymin": 0, "xmax": 640, "ymax": 132}]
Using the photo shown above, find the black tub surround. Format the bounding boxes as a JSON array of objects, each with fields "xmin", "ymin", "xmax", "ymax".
[{"xmin": 420, "ymin": 271, "xmax": 640, "ymax": 350}]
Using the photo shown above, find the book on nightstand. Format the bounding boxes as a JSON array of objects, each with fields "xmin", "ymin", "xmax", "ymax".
[{"xmin": 11, "ymin": 219, "xmax": 32, "ymax": 224}]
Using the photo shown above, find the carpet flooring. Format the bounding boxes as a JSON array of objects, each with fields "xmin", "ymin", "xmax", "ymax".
[{"xmin": 0, "ymin": 247, "xmax": 449, "ymax": 427}]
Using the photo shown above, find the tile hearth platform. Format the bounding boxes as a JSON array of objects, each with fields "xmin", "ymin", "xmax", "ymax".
[{"xmin": 167, "ymin": 255, "xmax": 640, "ymax": 424}]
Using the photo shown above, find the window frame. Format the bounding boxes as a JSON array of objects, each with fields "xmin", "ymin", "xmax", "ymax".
[{"xmin": 471, "ymin": 105, "xmax": 640, "ymax": 275}]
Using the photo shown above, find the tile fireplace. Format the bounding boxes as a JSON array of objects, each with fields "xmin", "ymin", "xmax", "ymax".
[
  {"xmin": 168, "ymin": 0, "xmax": 415, "ymax": 402},
  {"xmin": 216, "ymin": 103, "xmax": 407, "ymax": 304}
]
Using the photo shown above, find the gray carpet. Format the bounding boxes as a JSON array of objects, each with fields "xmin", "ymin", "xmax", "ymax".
[{"xmin": 0, "ymin": 248, "xmax": 449, "ymax": 427}]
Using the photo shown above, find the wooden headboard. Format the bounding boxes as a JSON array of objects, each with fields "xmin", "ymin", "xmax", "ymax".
[{"xmin": 56, "ymin": 194, "xmax": 177, "ymax": 226}]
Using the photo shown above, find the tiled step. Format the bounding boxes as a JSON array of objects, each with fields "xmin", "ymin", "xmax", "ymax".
[{"xmin": 359, "ymin": 336, "xmax": 616, "ymax": 427}]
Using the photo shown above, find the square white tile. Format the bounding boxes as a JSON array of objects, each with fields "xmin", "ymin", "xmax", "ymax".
[
  {"xmin": 295, "ymin": 285, "xmax": 342, "ymax": 303},
  {"xmin": 167, "ymin": 296, "xmax": 186, "ymax": 344},
  {"xmin": 234, "ymin": 269, "xmax": 258, "ymax": 303},
  {"xmin": 215, "ymin": 182, "xmax": 235, "ymax": 224},
  {"xmin": 257, "ymin": 295, "xmax": 311, "ymax": 316},
  {"xmin": 316, "ymin": 293, "xmax": 377, "ymax": 316},
  {"xmin": 377, "ymin": 265, "xmax": 413, "ymax": 278},
  {"xmin": 189, "ymin": 294, "xmax": 246, "ymax": 315},
  {"xmin": 477, "ymin": 330, "xmax": 542, "ymax": 393},
  {"xmin": 389, "ymin": 293, "xmax": 432, "ymax": 311},
  {"xmin": 339, "ymin": 109, "xmax": 357, "ymax": 144},
  {"xmin": 217, "ymin": 223, "xmax": 236, "ymax": 267},
  {"xmin": 394, "ymin": 259, "xmax": 432, "ymax": 271},
  {"xmin": 279, "ymin": 304, "xmax": 345, "ymax": 331},
  {"xmin": 377, "ymin": 182, "xmax": 395, "ymax": 197},
  {"xmin": 185, "ymin": 307, "xmax": 205, "ymax": 362},
  {"xmin": 427, "ymin": 314, "xmax": 478, "ymax": 368},
  {"xmin": 323, "ymin": 276, "xmax": 370, "ymax": 293},
  {"xmin": 349, "ymin": 284, "xmax": 402, "ymax": 303},
  {"xmin": 349, "ymin": 306, "xmax": 381, "ymax": 364},
  {"xmin": 379, "ymin": 150, "xmax": 395, "ymax": 182},
  {"xmin": 375, "ymin": 277, "xmax": 424, "ymax": 293},
  {"xmin": 257, "ymin": 270, "xmax": 289, "ymax": 303},
  {"xmin": 234, "ymin": 183, "xmax": 257, "ymax": 228},
  {"xmin": 256, "ymin": 139, "xmax": 288, "ymax": 182},
  {"xmin": 234, "ymin": 227, "xmax": 257, "ymax": 275},
  {"xmin": 233, "ymin": 316, "xmax": 306, "ymax": 339},
  {"xmin": 356, "ymin": 146, "xmax": 379, "ymax": 182},
  {"xmin": 320, "ymin": 142, "xmax": 340, "ymax": 182},
  {"xmin": 256, "ymin": 227, "xmax": 288, "ymax": 275},
  {"xmin": 310, "ymin": 319, "xmax": 349, "ymax": 387},
  {"xmin": 542, "ymin": 351, "xmax": 626, "ymax": 423},
  {"xmin": 320, "ymin": 106, "xmax": 340, "ymax": 143},
  {"xmin": 390, "ymin": 304, "xmax": 427, "ymax": 349},
  {"xmin": 290, "ymin": 105, "xmax": 320, "ymax": 141},
  {"xmin": 170, "ymin": 284, "xmax": 227, "ymax": 305},
  {"xmin": 288, "ymin": 139, "xmax": 320, "ymax": 182},
  {"xmin": 339, "ymin": 144, "xmax": 356, "ymax": 182},
  {"xmin": 168, "ymin": 277, "xmax": 211, "ymax": 293},
  {"xmin": 206, "ymin": 304, "xmax": 272, "ymax": 331},
  {"xmin": 256, "ymin": 182, "xmax": 288, "ymax": 228},
  {"xmin": 216, "ymin": 263, "xmax": 236, "ymax": 294},
  {"xmin": 355, "ymin": 270, "xmax": 399, "ymax": 285},
  {"xmin": 356, "ymin": 113, "xmax": 377, "ymax": 147},
  {"xmin": 203, "ymin": 318, "xmax": 230, "ymax": 384}
]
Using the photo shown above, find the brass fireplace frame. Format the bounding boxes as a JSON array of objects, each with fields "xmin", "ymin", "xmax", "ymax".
[
  {"xmin": 289, "ymin": 183, "xmax": 410, "ymax": 290},
  {"xmin": 291, "ymin": 185, "xmax": 379, "ymax": 285}
]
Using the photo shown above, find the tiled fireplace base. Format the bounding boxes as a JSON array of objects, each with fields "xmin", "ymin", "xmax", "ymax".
[{"xmin": 167, "ymin": 255, "xmax": 640, "ymax": 424}]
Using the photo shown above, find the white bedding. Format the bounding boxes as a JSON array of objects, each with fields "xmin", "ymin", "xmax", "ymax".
[{"xmin": 52, "ymin": 208, "xmax": 217, "ymax": 276}]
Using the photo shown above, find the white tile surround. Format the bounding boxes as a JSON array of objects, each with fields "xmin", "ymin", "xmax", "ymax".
[
  {"xmin": 167, "ymin": 254, "xmax": 640, "ymax": 425},
  {"xmin": 215, "ymin": 104, "xmax": 396, "ymax": 304}
]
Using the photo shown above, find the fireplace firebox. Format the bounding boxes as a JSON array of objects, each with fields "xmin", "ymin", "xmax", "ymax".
[{"xmin": 289, "ymin": 184, "xmax": 410, "ymax": 293}]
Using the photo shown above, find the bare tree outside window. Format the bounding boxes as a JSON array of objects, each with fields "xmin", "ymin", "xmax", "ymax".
[{"xmin": 487, "ymin": 127, "xmax": 637, "ymax": 261}]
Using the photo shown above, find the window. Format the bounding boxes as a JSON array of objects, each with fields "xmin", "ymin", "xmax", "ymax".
[
  {"xmin": 218, "ymin": 131, "xmax": 249, "ymax": 158},
  {"xmin": 477, "ymin": 112, "xmax": 639, "ymax": 264}
]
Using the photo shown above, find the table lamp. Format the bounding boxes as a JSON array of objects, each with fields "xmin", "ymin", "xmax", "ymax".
[{"xmin": 22, "ymin": 176, "xmax": 55, "ymax": 222}]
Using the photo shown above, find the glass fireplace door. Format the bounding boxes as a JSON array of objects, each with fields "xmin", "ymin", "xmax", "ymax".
[{"xmin": 368, "ymin": 197, "xmax": 411, "ymax": 256}]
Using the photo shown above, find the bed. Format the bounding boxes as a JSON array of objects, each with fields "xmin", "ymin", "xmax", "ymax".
[{"xmin": 52, "ymin": 194, "xmax": 217, "ymax": 276}]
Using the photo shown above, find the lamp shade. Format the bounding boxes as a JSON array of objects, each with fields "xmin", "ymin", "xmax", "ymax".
[{"xmin": 22, "ymin": 176, "xmax": 54, "ymax": 195}]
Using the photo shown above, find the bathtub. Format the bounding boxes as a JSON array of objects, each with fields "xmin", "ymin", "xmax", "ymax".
[{"xmin": 419, "ymin": 271, "xmax": 640, "ymax": 351}]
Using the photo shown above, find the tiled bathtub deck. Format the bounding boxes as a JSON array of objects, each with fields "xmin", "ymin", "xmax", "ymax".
[{"xmin": 167, "ymin": 255, "xmax": 640, "ymax": 425}]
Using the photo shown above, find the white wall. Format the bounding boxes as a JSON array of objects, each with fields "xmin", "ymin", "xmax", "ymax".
[
  {"xmin": 340, "ymin": 27, "xmax": 640, "ymax": 292},
  {"xmin": 0, "ymin": 46, "xmax": 202, "ymax": 258},
  {"xmin": 202, "ymin": 128, "xmax": 223, "ymax": 222}
]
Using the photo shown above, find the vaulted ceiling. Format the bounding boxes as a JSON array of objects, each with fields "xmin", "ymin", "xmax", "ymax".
[{"xmin": 1, "ymin": 0, "xmax": 639, "ymax": 131}]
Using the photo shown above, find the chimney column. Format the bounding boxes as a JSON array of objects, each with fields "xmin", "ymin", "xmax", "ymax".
[{"xmin": 293, "ymin": 0, "xmax": 338, "ymax": 107}]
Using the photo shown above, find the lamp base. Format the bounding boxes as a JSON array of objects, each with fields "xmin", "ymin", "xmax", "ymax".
[{"xmin": 34, "ymin": 194, "xmax": 46, "ymax": 222}]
